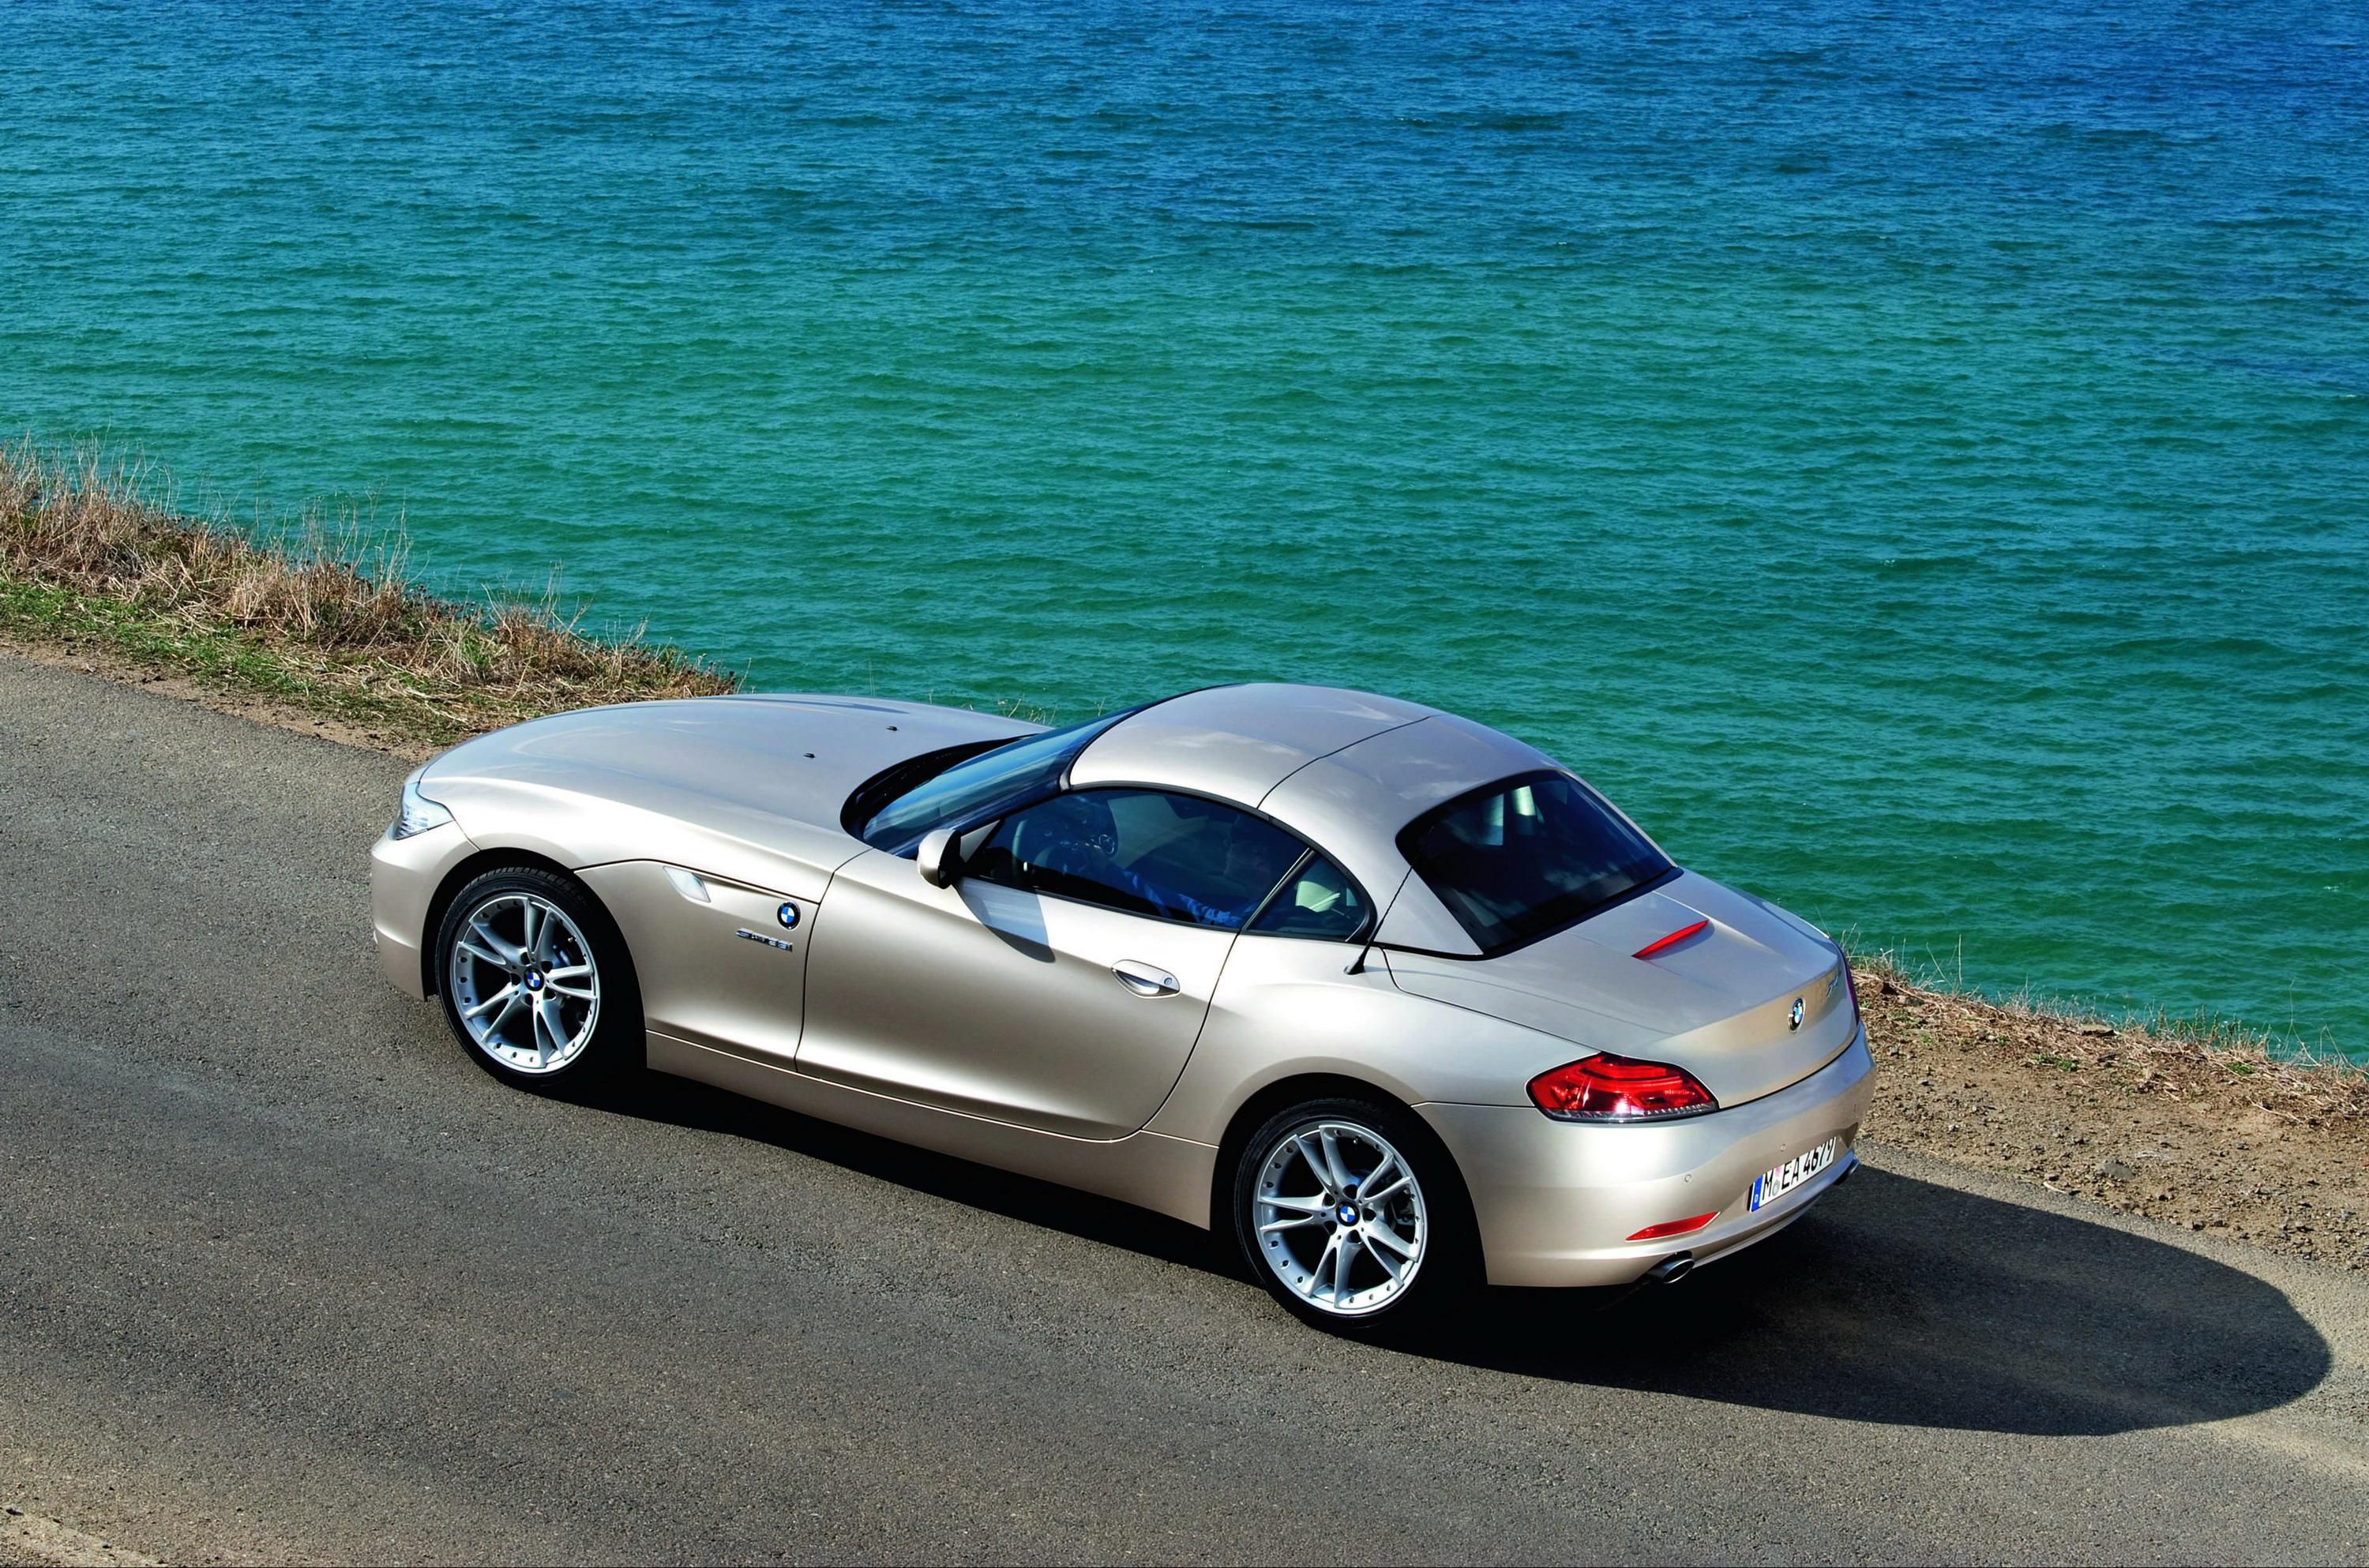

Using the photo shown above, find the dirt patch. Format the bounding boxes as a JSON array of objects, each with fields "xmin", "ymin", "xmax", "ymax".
[
  {"xmin": 0, "ymin": 631, "xmax": 442, "ymax": 762},
  {"xmin": 1858, "ymin": 964, "xmax": 2369, "ymax": 1270}
]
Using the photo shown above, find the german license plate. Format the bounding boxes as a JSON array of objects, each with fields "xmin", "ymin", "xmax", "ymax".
[{"xmin": 1750, "ymin": 1138, "xmax": 1838, "ymax": 1211}]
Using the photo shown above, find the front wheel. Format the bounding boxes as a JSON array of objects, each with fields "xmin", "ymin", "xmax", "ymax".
[
  {"xmin": 1231, "ymin": 1097, "xmax": 1477, "ymax": 1333},
  {"xmin": 434, "ymin": 866, "xmax": 642, "ymax": 1093}
]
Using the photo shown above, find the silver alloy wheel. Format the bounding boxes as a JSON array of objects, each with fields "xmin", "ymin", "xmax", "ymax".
[
  {"xmin": 447, "ymin": 891, "xmax": 601, "ymax": 1075},
  {"xmin": 1252, "ymin": 1118, "xmax": 1428, "ymax": 1317}
]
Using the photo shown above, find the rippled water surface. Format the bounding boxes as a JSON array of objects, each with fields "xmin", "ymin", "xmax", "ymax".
[{"xmin": 7, "ymin": 1, "xmax": 2364, "ymax": 1048}]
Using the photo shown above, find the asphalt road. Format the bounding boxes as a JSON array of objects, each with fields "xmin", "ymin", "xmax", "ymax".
[{"xmin": 3, "ymin": 651, "xmax": 2366, "ymax": 1566}]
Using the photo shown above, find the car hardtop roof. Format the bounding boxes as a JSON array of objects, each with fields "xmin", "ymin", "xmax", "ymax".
[
  {"xmin": 1072, "ymin": 684, "xmax": 1569, "ymax": 958},
  {"xmin": 1069, "ymin": 682, "xmax": 1439, "ymax": 807}
]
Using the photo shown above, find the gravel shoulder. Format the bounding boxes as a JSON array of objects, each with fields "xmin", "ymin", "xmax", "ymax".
[
  {"xmin": 0, "ymin": 1507, "xmax": 157, "ymax": 1568},
  {"xmin": 1858, "ymin": 971, "xmax": 2367, "ymax": 1270}
]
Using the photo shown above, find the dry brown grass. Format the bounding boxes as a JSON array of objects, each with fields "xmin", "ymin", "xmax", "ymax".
[
  {"xmin": 0, "ymin": 443, "xmax": 735, "ymax": 745},
  {"xmin": 1856, "ymin": 950, "xmax": 2367, "ymax": 1117}
]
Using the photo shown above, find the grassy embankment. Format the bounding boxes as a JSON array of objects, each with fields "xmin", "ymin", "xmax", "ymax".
[
  {"xmin": 3, "ymin": 442, "xmax": 2361, "ymax": 1265},
  {"xmin": 0, "ymin": 444, "xmax": 735, "ymax": 749}
]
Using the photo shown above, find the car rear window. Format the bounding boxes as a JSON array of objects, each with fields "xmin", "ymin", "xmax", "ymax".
[{"xmin": 1398, "ymin": 771, "xmax": 1673, "ymax": 955}]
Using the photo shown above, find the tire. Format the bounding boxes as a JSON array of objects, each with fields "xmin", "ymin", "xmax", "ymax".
[
  {"xmin": 1230, "ymin": 1095, "xmax": 1478, "ymax": 1334},
  {"xmin": 434, "ymin": 865, "xmax": 643, "ymax": 1093}
]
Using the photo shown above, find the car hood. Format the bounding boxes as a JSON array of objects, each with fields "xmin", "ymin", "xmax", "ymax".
[
  {"xmin": 1383, "ymin": 870, "xmax": 1856, "ymax": 1108},
  {"xmin": 421, "ymin": 694, "xmax": 1038, "ymax": 883}
]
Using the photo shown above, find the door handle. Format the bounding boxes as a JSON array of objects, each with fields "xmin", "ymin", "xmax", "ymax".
[{"xmin": 1112, "ymin": 960, "xmax": 1180, "ymax": 998}]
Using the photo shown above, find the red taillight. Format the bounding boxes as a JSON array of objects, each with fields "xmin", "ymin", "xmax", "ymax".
[
  {"xmin": 1526, "ymin": 1053, "xmax": 1718, "ymax": 1122},
  {"xmin": 1631, "ymin": 919, "xmax": 1709, "ymax": 960},
  {"xmin": 1628, "ymin": 1211, "xmax": 1719, "ymax": 1241}
]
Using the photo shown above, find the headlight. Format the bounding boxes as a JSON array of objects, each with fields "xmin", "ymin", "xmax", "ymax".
[{"xmin": 392, "ymin": 775, "xmax": 455, "ymax": 840}]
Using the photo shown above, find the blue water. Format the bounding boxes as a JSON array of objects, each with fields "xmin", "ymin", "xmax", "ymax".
[{"xmin": 6, "ymin": 1, "xmax": 2365, "ymax": 1051}]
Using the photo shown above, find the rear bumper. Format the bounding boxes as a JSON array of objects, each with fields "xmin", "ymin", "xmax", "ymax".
[
  {"xmin": 369, "ymin": 820, "xmax": 478, "ymax": 999},
  {"xmin": 1417, "ymin": 1026, "xmax": 1875, "ymax": 1288}
]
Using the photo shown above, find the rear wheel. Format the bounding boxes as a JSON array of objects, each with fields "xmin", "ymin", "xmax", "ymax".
[
  {"xmin": 434, "ymin": 866, "xmax": 641, "ymax": 1092},
  {"xmin": 1231, "ymin": 1096, "xmax": 1477, "ymax": 1333}
]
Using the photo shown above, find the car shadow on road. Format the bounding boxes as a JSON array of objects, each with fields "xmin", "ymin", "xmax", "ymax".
[
  {"xmin": 1422, "ymin": 1166, "xmax": 2333, "ymax": 1436},
  {"xmin": 617, "ymin": 1076, "xmax": 2329, "ymax": 1438},
  {"xmin": 619, "ymin": 1070, "xmax": 1232, "ymax": 1275}
]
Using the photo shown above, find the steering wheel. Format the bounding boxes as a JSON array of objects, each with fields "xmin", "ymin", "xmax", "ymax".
[
  {"xmin": 1023, "ymin": 796, "xmax": 1119, "ymax": 873},
  {"xmin": 1037, "ymin": 825, "xmax": 1117, "ymax": 872}
]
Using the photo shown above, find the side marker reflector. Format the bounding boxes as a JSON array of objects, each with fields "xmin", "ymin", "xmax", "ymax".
[
  {"xmin": 1633, "ymin": 919, "xmax": 1709, "ymax": 960},
  {"xmin": 1628, "ymin": 1211, "xmax": 1719, "ymax": 1242}
]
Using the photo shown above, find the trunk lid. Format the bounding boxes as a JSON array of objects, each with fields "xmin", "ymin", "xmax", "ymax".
[{"xmin": 1383, "ymin": 870, "xmax": 1856, "ymax": 1107}]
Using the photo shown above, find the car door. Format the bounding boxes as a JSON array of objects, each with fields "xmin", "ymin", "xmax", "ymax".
[{"xmin": 798, "ymin": 789, "xmax": 1308, "ymax": 1139}]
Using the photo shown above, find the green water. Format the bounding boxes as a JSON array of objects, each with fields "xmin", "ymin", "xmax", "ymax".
[{"xmin": 5, "ymin": 1, "xmax": 2364, "ymax": 1049}]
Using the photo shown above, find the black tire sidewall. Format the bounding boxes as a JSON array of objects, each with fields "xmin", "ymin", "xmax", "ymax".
[
  {"xmin": 1230, "ymin": 1095, "xmax": 1477, "ymax": 1334},
  {"xmin": 434, "ymin": 866, "xmax": 642, "ymax": 1093}
]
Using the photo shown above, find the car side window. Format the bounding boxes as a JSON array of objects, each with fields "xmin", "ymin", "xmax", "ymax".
[
  {"xmin": 966, "ymin": 789, "xmax": 1307, "ymax": 929},
  {"xmin": 1249, "ymin": 853, "xmax": 1369, "ymax": 941}
]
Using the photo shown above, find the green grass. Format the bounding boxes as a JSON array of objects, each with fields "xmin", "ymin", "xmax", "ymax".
[
  {"xmin": 2, "ymin": 444, "xmax": 738, "ymax": 748},
  {"xmin": 0, "ymin": 568, "xmax": 444, "ymax": 736}
]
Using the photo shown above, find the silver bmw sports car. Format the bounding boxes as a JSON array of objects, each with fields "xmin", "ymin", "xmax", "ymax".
[{"xmin": 373, "ymin": 683, "xmax": 1871, "ymax": 1329}]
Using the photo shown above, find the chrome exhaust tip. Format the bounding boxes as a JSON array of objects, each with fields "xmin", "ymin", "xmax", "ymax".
[{"xmin": 1644, "ymin": 1251, "xmax": 1695, "ymax": 1285}]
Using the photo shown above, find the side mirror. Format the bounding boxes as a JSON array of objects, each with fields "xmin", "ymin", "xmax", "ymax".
[{"xmin": 915, "ymin": 827, "xmax": 961, "ymax": 888}]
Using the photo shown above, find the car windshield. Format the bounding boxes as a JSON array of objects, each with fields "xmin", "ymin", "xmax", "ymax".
[
  {"xmin": 1398, "ymin": 771, "xmax": 1673, "ymax": 955},
  {"xmin": 859, "ymin": 711, "xmax": 1131, "ymax": 854}
]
